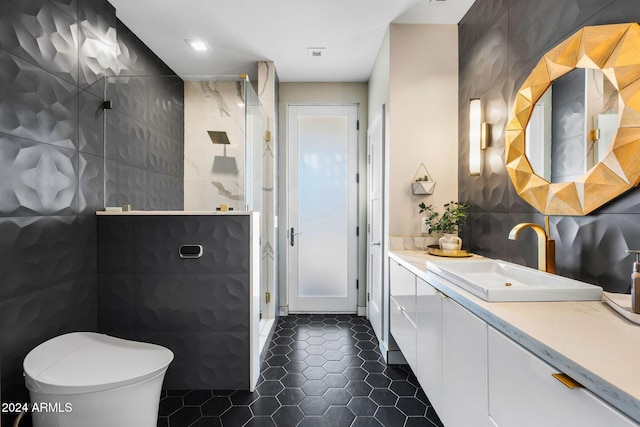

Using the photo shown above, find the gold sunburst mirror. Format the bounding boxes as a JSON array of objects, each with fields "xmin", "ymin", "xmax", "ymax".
[{"xmin": 506, "ymin": 23, "xmax": 640, "ymax": 215}]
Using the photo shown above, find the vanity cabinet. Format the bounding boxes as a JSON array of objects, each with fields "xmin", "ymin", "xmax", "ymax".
[
  {"xmin": 390, "ymin": 258, "xmax": 487, "ymax": 425},
  {"xmin": 442, "ymin": 297, "xmax": 488, "ymax": 427},
  {"xmin": 488, "ymin": 328, "xmax": 637, "ymax": 427},
  {"xmin": 389, "ymin": 260, "xmax": 417, "ymax": 371}
]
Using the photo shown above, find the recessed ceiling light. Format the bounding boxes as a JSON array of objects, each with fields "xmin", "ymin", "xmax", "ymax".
[{"xmin": 185, "ymin": 39, "xmax": 208, "ymax": 52}]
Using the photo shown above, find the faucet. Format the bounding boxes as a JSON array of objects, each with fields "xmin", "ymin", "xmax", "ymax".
[{"xmin": 508, "ymin": 216, "xmax": 556, "ymax": 274}]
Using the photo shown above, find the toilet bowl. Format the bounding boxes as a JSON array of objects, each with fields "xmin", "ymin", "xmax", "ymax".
[{"xmin": 23, "ymin": 332, "xmax": 173, "ymax": 427}]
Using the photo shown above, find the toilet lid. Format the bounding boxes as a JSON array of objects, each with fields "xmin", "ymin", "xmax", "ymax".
[{"xmin": 24, "ymin": 332, "xmax": 174, "ymax": 395}]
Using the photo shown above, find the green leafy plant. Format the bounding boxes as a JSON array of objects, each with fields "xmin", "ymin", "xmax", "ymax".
[
  {"xmin": 414, "ymin": 175, "xmax": 431, "ymax": 182},
  {"xmin": 419, "ymin": 201, "xmax": 470, "ymax": 234}
]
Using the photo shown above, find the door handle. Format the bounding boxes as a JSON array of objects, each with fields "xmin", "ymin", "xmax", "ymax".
[
  {"xmin": 291, "ymin": 227, "xmax": 295, "ymax": 246},
  {"xmin": 372, "ymin": 242, "xmax": 381, "ymax": 246}
]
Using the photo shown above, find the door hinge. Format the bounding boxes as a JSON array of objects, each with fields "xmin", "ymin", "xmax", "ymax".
[
  {"xmin": 367, "ymin": 154, "xmax": 371, "ymax": 164},
  {"xmin": 356, "ymin": 279, "xmax": 359, "ymax": 289},
  {"xmin": 357, "ymin": 120, "xmax": 360, "ymax": 130},
  {"xmin": 356, "ymin": 173, "xmax": 360, "ymax": 183},
  {"xmin": 367, "ymin": 292, "xmax": 370, "ymax": 302},
  {"xmin": 356, "ymin": 226, "xmax": 359, "ymax": 236},
  {"xmin": 367, "ymin": 224, "xmax": 371, "ymax": 233}
]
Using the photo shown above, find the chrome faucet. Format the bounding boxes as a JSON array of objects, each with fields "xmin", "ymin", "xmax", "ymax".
[{"xmin": 508, "ymin": 216, "xmax": 556, "ymax": 274}]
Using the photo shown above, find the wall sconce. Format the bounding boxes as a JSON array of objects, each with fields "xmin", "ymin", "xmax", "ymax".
[{"xmin": 469, "ymin": 98, "xmax": 490, "ymax": 176}]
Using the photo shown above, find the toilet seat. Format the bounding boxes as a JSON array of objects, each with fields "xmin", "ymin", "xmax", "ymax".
[{"xmin": 24, "ymin": 332, "xmax": 174, "ymax": 395}]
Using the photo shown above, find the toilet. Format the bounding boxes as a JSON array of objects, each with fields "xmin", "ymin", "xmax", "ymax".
[{"xmin": 23, "ymin": 332, "xmax": 173, "ymax": 427}]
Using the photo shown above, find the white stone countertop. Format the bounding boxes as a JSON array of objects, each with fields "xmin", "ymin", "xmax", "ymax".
[
  {"xmin": 96, "ymin": 210, "xmax": 254, "ymax": 216},
  {"xmin": 390, "ymin": 250, "xmax": 640, "ymax": 423}
]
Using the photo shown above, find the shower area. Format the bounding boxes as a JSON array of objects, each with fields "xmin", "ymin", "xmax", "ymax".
[{"xmin": 98, "ymin": 73, "xmax": 276, "ymax": 390}]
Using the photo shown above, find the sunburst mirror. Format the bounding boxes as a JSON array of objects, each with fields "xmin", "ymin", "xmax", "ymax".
[{"xmin": 506, "ymin": 23, "xmax": 640, "ymax": 215}]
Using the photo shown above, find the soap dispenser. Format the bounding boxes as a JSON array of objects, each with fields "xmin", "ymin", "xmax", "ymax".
[{"xmin": 627, "ymin": 249, "xmax": 640, "ymax": 314}]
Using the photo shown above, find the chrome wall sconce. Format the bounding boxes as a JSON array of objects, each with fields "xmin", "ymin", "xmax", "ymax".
[{"xmin": 469, "ymin": 98, "xmax": 490, "ymax": 176}]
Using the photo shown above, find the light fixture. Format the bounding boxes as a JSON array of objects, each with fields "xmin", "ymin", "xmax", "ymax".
[
  {"xmin": 185, "ymin": 39, "xmax": 208, "ymax": 52},
  {"xmin": 469, "ymin": 99, "xmax": 490, "ymax": 176},
  {"xmin": 469, "ymin": 99, "xmax": 482, "ymax": 176}
]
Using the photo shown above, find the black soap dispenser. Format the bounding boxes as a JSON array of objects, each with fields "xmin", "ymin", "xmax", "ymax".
[{"xmin": 627, "ymin": 250, "xmax": 640, "ymax": 314}]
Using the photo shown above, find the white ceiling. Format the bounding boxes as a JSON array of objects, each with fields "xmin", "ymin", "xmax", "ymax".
[{"xmin": 107, "ymin": 0, "xmax": 475, "ymax": 82}]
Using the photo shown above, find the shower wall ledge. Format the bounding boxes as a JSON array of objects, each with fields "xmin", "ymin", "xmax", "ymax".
[{"xmin": 96, "ymin": 210, "xmax": 255, "ymax": 216}]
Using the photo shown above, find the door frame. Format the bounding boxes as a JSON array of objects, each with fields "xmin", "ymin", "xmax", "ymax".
[
  {"xmin": 366, "ymin": 114, "xmax": 384, "ymax": 339},
  {"xmin": 285, "ymin": 103, "xmax": 360, "ymax": 314}
]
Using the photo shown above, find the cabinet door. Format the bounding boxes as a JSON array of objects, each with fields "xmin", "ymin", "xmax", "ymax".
[
  {"xmin": 389, "ymin": 260, "xmax": 417, "ymax": 371},
  {"xmin": 442, "ymin": 298, "xmax": 488, "ymax": 427},
  {"xmin": 416, "ymin": 277, "xmax": 444, "ymax": 417},
  {"xmin": 390, "ymin": 295, "xmax": 417, "ymax": 370},
  {"xmin": 488, "ymin": 328, "xmax": 638, "ymax": 427}
]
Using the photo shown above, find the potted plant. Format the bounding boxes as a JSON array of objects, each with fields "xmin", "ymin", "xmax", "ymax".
[
  {"xmin": 412, "ymin": 174, "xmax": 436, "ymax": 195},
  {"xmin": 419, "ymin": 201, "xmax": 470, "ymax": 249}
]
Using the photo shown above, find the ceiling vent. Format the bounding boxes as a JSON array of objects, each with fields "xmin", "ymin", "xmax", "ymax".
[{"xmin": 307, "ymin": 47, "xmax": 326, "ymax": 58}]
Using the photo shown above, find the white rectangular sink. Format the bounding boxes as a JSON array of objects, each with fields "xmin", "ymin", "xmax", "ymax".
[{"xmin": 427, "ymin": 259, "xmax": 603, "ymax": 302}]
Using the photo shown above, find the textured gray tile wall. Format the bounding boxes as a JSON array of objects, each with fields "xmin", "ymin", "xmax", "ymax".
[
  {"xmin": 0, "ymin": 0, "xmax": 184, "ymax": 419},
  {"xmin": 97, "ymin": 215, "xmax": 252, "ymax": 390},
  {"xmin": 459, "ymin": 0, "xmax": 640, "ymax": 293}
]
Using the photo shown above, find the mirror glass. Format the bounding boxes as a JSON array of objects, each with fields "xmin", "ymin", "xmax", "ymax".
[
  {"xmin": 526, "ymin": 68, "xmax": 620, "ymax": 182},
  {"xmin": 525, "ymin": 69, "xmax": 620, "ymax": 183}
]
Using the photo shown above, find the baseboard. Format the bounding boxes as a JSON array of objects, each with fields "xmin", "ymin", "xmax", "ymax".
[
  {"xmin": 357, "ymin": 306, "xmax": 367, "ymax": 316},
  {"xmin": 386, "ymin": 349, "xmax": 407, "ymax": 365},
  {"xmin": 279, "ymin": 306, "xmax": 289, "ymax": 316}
]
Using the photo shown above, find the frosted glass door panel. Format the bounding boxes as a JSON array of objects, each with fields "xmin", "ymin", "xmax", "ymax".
[
  {"xmin": 298, "ymin": 115, "xmax": 348, "ymax": 298},
  {"xmin": 287, "ymin": 104, "xmax": 358, "ymax": 313}
]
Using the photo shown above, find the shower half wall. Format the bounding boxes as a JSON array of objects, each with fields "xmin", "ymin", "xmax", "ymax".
[{"xmin": 100, "ymin": 74, "xmax": 276, "ymax": 389}]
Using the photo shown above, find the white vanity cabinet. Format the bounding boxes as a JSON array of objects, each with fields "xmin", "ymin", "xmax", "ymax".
[
  {"xmin": 442, "ymin": 297, "xmax": 488, "ymax": 427},
  {"xmin": 488, "ymin": 327, "xmax": 637, "ymax": 427},
  {"xmin": 416, "ymin": 276, "xmax": 444, "ymax": 416},
  {"xmin": 389, "ymin": 260, "xmax": 417, "ymax": 371},
  {"xmin": 391, "ymin": 258, "xmax": 488, "ymax": 426}
]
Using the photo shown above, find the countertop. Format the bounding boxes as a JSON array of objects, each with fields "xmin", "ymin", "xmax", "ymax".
[{"xmin": 389, "ymin": 250, "xmax": 640, "ymax": 423}]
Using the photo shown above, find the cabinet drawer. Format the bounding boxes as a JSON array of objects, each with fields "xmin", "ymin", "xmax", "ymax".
[
  {"xmin": 390, "ymin": 295, "xmax": 417, "ymax": 370},
  {"xmin": 389, "ymin": 261, "xmax": 416, "ymax": 309},
  {"xmin": 488, "ymin": 328, "xmax": 638, "ymax": 427}
]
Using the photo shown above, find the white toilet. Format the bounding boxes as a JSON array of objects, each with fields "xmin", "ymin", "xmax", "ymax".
[{"xmin": 23, "ymin": 332, "xmax": 173, "ymax": 427}]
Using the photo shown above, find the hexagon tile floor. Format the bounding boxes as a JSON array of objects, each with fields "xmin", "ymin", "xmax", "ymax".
[{"xmin": 157, "ymin": 314, "xmax": 444, "ymax": 427}]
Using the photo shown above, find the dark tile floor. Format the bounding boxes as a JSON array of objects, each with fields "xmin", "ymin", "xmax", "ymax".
[{"xmin": 158, "ymin": 314, "xmax": 444, "ymax": 427}]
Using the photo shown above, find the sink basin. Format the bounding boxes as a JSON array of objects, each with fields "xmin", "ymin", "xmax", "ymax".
[{"xmin": 427, "ymin": 259, "xmax": 603, "ymax": 302}]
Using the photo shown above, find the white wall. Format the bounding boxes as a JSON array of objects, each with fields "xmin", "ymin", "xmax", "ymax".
[
  {"xmin": 278, "ymin": 83, "xmax": 369, "ymax": 313},
  {"xmin": 388, "ymin": 24, "xmax": 459, "ymax": 237},
  {"xmin": 368, "ymin": 29, "xmax": 390, "ymax": 128}
]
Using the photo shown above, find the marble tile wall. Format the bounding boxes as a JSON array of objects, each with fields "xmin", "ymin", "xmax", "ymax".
[
  {"xmin": 0, "ymin": 0, "xmax": 183, "ymax": 418},
  {"xmin": 184, "ymin": 80, "xmax": 247, "ymax": 211},
  {"xmin": 458, "ymin": 0, "xmax": 640, "ymax": 293}
]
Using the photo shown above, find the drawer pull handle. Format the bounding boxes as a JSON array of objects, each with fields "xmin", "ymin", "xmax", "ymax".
[{"xmin": 552, "ymin": 373, "xmax": 584, "ymax": 389}]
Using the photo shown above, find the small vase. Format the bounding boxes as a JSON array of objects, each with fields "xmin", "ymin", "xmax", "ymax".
[{"xmin": 439, "ymin": 233, "xmax": 462, "ymax": 250}]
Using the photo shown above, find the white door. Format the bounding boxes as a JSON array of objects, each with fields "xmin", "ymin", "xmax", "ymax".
[
  {"xmin": 367, "ymin": 115, "xmax": 384, "ymax": 339},
  {"xmin": 287, "ymin": 104, "xmax": 358, "ymax": 313}
]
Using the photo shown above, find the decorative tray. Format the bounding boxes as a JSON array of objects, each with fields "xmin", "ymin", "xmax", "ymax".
[
  {"xmin": 603, "ymin": 291, "xmax": 640, "ymax": 325},
  {"xmin": 426, "ymin": 245, "xmax": 472, "ymax": 258}
]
